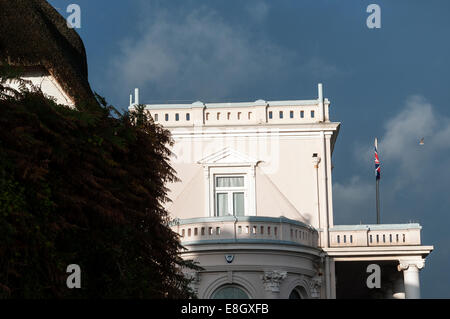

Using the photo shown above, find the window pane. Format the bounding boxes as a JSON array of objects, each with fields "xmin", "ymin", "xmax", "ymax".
[
  {"xmin": 233, "ymin": 192, "xmax": 245, "ymax": 216},
  {"xmin": 212, "ymin": 286, "xmax": 249, "ymax": 299},
  {"xmin": 216, "ymin": 193, "xmax": 228, "ymax": 216},
  {"xmin": 289, "ymin": 289, "xmax": 301, "ymax": 299},
  {"xmin": 216, "ymin": 176, "xmax": 244, "ymax": 187}
]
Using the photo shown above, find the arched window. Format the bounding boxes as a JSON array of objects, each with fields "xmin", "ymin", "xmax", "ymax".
[
  {"xmin": 289, "ymin": 289, "xmax": 302, "ymax": 299},
  {"xmin": 211, "ymin": 285, "xmax": 249, "ymax": 299},
  {"xmin": 289, "ymin": 286, "xmax": 308, "ymax": 299}
]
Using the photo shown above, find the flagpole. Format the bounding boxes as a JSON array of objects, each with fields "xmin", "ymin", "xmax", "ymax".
[
  {"xmin": 376, "ymin": 178, "xmax": 380, "ymax": 224},
  {"xmin": 375, "ymin": 138, "xmax": 380, "ymax": 224}
]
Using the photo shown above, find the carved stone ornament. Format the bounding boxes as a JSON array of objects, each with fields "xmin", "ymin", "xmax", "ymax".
[
  {"xmin": 261, "ymin": 270, "xmax": 287, "ymax": 293},
  {"xmin": 397, "ymin": 260, "xmax": 425, "ymax": 272},
  {"xmin": 309, "ymin": 275, "xmax": 323, "ymax": 299},
  {"xmin": 225, "ymin": 254, "xmax": 234, "ymax": 264}
]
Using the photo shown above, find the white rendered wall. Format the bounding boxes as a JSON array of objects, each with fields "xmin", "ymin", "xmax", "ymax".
[
  {"xmin": 165, "ymin": 123, "xmax": 339, "ymax": 240},
  {"xmin": 4, "ymin": 69, "xmax": 75, "ymax": 107}
]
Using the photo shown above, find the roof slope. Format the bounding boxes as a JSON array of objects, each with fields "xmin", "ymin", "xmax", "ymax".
[{"xmin": 0, "ymin": 0, "xmax": 96, "ymax": 106}]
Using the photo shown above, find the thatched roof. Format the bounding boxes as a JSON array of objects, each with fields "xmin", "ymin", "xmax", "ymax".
[{"xmin": 0, "ymin": 0, "xmax": 96, "ymax": 106}]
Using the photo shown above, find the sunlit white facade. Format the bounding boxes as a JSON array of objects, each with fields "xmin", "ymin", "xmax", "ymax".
[
  {"xmin": 130, "ymin": 84, "xmax": 433, "ymax": 299},
  {"xmin": 3, "ymin": 66, "xmax": 75, "ymax": 107}
]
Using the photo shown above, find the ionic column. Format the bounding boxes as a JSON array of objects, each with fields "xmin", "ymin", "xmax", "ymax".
[
  {"xmin": 397, "ymin": 260, "xmax": 425, "ymax": 299},
  {"xmin": 392, "ymin": 275, "xmax": 405, "ymax": 299}
]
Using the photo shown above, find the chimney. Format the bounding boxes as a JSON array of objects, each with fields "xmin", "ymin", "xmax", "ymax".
[
  {"xmin": 135, "ymin": 88, "xmax": 139, "ymax": 105},
  {"xmin": 318, "ymin": 83, "xmax": 324, "ymax": 122}
]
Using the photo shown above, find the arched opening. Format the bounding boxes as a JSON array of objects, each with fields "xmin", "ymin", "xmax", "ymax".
[
  {"xmin": 289, "ymin": 286, "xmax": 308, "ymax": 299},
  {"xmin": 211, "ymin": 285, "xmax": 249, "ymax": 299}
]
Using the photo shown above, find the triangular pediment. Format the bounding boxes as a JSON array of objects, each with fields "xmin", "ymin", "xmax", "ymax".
[{"xmin": 198, "ymin": 147, "xmax": 258, "ymax": 166}]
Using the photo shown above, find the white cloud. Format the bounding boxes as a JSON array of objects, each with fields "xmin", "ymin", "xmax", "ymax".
[
  {"xmin": 377, "ymin": 95, "xmax": 450, "ymax": 189},
  {"xmin": 246, "ymin": 1, "xmax": 270, "ymax": 23},
  {"xmin": 333, "ymin": 95, "xmax": 450, "ymax": 223},
  {"xmin": 110, "ymin": 1, "xmax": 340, "ymax": 102},
  {"xmin": 303, "ymin": 57, "xmax": 340, "ymax": 79},
  {"xmin": 111, "ymin": 3, "xmax": 290, "ymax": 100}
]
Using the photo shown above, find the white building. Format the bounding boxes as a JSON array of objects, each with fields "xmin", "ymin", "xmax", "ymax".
[
  {"xmin": 129, "ymin": 84, "xmax": 433, "ymax": 299},
  {"xmin": 3, "ymin": 66, "xmax": 76, "ymax": 107}
]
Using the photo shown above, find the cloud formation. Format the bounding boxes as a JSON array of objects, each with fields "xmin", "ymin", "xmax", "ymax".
[
  {"xmin": 111, "ymin": 2, "xmax": 290, "ymax": 101},
  {"xmin": 246, "ymin": 1, "xmax": 270, "ymax": 23},
  {"xmin": 110, "ymin": 1, "xmax": 340, "ymax": 103},
  {"xmin": 333, "ymin": 95, "xmax": 450, "ymax": 223}
]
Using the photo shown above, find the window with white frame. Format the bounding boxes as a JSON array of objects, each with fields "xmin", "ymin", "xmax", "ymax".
[
  {"xmin": 215, "ymin": 175, "xmax": 246, "ymax": 216},
  {"xmin": 199, "ymin": 148, "xmax": 257, "ymax": 217}
]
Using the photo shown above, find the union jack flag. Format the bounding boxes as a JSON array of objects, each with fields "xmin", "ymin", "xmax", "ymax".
[{"xmin": 375, "ymin": 138, "xmax": 380, "ymax": 180}]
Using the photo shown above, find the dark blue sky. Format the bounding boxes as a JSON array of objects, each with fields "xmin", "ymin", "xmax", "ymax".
[{"xmin": 49, "ymin": 0, "xmax": 450, "ymax": 298}]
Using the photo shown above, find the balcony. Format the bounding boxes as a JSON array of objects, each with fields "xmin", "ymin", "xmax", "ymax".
[
  {"xmin": 169, "ymin": 216, "xmax": 319, "ymax": 248},
  {"xmin": 329, "ymin": 224, "xmax": 422, "ymax": 248}
]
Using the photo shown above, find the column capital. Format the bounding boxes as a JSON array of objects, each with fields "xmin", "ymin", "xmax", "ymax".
[
  {"xmin": 261, "ymin": 270, "xmax": 287, "ymax": 293},
  {"xmin": 398, "ymin": 259, "xmax": 425, "ymax": 272},
  {"xmin": 398, "ymin": 259, "xmax": 423, "ymax": 299},
  {"xmin": 308, "ymin": 275, "xmax": 323, "ymax": 299}
]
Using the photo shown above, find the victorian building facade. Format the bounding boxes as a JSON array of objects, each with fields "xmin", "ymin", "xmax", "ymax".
[{"xmin": 129, "ymin": 84, "xmax": 433, "ymax": 299}]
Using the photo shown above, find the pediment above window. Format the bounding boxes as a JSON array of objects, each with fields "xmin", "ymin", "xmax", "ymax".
[{"xmin": 197, "ymin": 147, "xmax": 259, "ymax": 167}]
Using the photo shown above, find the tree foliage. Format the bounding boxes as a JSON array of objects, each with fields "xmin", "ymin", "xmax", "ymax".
[{"xmin": 0, "ymin": 75, "xmax": 198, "ymax": 298}]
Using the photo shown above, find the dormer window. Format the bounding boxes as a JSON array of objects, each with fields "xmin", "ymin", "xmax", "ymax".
[
  {"xmin": 199, "ymin": 147, "xmax": 257, "ymax": 217},
  {"xmin": 215, "ymin": 176, "xmax": 246, "ymax": 216}
]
